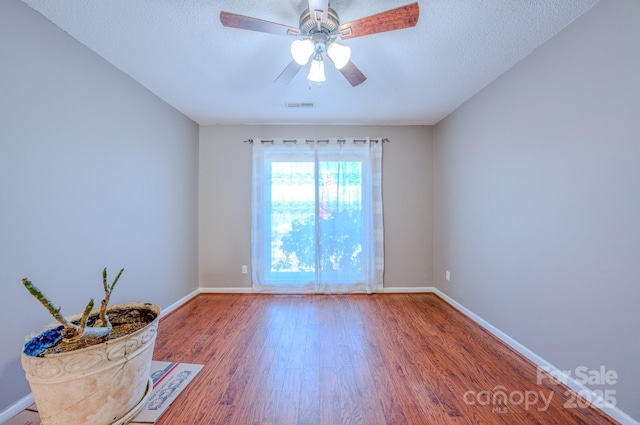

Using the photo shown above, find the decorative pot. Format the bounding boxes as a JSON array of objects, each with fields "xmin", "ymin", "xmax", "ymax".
[{"xmin": 21, "ymin": 302, "xmax": 161, "ymax": 425}]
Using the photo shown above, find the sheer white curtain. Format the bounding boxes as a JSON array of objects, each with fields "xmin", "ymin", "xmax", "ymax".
[{"xmin": 251, "ymin": 137, "xmax": 384, "ymax": 294}]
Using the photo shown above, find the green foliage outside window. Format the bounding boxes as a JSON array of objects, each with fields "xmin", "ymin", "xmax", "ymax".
[{"xmin": 279, "ymin": 210, "xmax": 363, "ymax": 274}]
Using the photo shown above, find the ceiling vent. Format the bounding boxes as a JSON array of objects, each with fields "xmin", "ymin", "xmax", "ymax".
[{"xmin": 285, "ymin": 101, "xmax": 315, "ymax": 109}]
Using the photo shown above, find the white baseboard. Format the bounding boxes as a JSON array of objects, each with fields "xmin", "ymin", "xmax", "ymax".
[
  {"xmin": 0, "ymin": 394, "xmax": 34, "ymax": 424},
  {"xmin": 199, "ymin": 287, "xmax": 253, "ymax": 294},
  {"xmin": 380, "ymin": 286, "xmax": 435, "ymax": 293},
  {"xmin": 160, "ymin": 289, "xmax": 200, "ymax": 318},
  {"xmin": 198, "ymin": 286, "xmax": 435, "ymax": 294},
  {"xmin": 432, "ymin": 288, "xmax": 638, "ymax": 425}
]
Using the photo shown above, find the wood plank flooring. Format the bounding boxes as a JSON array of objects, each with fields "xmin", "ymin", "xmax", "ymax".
[{"xmin": 152, "ymin": 293, "xmax": 618, "ymax": 425}]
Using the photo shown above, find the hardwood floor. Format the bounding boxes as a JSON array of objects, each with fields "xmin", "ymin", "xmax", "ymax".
[{"xmin": 152, "ymin": 293, "xmax": 618, "ymax": 425}]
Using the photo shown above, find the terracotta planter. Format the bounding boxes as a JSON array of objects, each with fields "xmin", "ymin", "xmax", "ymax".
[{"xmin": 21, "ymin": 302, "xmax": 161, "ymax": 425}]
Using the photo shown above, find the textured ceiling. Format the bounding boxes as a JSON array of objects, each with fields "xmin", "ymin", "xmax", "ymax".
[{"xmin": 20, "ymin": 0, "xmax": 599, "ymax": 125}]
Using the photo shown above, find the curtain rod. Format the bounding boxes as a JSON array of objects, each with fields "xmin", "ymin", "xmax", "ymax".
[{"xmin": 244, "ymin": 138, "xmax": 389, "ymax": 144}]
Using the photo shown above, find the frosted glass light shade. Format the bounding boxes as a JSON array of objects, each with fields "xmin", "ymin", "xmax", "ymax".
[
  {"xmin": 291, "ymin": 39, "xmax": 315, "ymax": 65},
  {"xmin": 308, "ymin": 59, "xmax": 326, "ymax": 83},
  {"xmin": 327, "ymin": 42, "xmax": 351, "ymax": 69}
]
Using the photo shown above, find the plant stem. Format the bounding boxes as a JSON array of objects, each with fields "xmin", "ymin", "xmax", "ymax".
[
  {"xmin": 22, "ymin": 278, "xmax": 76, "ymax": 330},
  {"xmin": 77, "ymin": 299, "xmax": 94, "ymax": 335},
  {"xmin": 99, "ymin": 267, "xmax": 124, "ymax": 327}
]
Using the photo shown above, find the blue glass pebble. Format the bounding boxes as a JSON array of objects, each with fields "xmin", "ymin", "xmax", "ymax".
[{"xmin": 23, "ymin": 326, "xmax": 64, "ymax": 357}]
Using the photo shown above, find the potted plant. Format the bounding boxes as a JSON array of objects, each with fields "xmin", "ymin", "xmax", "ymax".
[{"xmin": 20, "ymin": 268, "xmax": 161, "ymax": 425}]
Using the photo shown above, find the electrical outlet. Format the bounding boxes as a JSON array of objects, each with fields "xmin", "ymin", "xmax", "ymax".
[
  {"xmin": 446, "ymin": 270, "xmax": 451, "ymax": 282},
  {"xmin": 242, "ymin": 265, "xmax": 248, "ymax": 274}
]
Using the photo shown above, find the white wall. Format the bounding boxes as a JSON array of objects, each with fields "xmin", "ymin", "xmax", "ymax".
[
  {"xmin": 199, "ymin": 125, "xmax": 433, "ymax": 290},
  {"xmin": 433, "ymin": 0, "xmax": 639, "ymax": 421},
  {"xmin": 0, "ymin": 0, "xmax": 199, "ymax": 413}
]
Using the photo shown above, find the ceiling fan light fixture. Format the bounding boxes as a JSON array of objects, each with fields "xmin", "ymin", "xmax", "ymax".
[
  {"xmin": 307, "ymin": 56, "xmax": 326, "ymax": 83},
  {"xmin": 326, "ymin": 42, "xmax": 351, "ymax": 70},
  {"xmin": 221, "ymin": 2, "xmax": 420, "ymax": 87},
  {"xmin": 290, "ymin": 39, "xmax": 315, "ymax": 65}
]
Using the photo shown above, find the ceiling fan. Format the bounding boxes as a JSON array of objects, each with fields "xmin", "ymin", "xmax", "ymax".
[{"xmin": 220, "ymin": 1, "xmax": 420, "ymax": 87}]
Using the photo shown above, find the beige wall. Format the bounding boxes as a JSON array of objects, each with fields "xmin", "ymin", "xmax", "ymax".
[
  {"xmin": 433, "ymin": 0, "xmax": 640, "ymax": 420},
  {"xmin": 199, "ymin": 125, "xmax": 434, "ymax": 290},
  {"xmin": 0, "ymin": 0, "xmax": 199, "ymax": 412}
]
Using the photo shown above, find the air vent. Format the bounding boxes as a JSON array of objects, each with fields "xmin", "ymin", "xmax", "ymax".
[{"xmin": 285, "ymin": 102, "xmax": 315, "ymax": 109}]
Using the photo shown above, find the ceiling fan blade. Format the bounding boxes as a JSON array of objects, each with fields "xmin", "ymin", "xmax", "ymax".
[
  {"xmin": 220, "ymin": 11, "xmax": 300, "ymax": 36},
  {"xmin": 274, "ymin": 60, "xmax": 304, "ymax": 85},
  {"xmin": 338, "ymin": 61, "xmax": 367, "ymax": 87},
  {"xmin": 308, "ymin": 0, "xmax": 329, "ymax": 22},
  {"xmin": 338, "ymin": 2, "xmax": 419, "ymax": 40}
]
